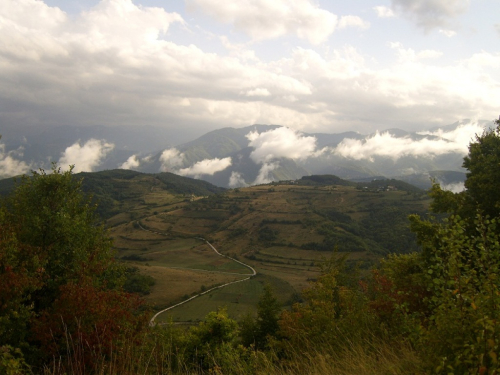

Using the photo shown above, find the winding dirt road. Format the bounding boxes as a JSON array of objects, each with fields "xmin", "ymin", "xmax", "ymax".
[{"xmin": 136, "ymin": 221, "xmax": 256, "ymax": 326}]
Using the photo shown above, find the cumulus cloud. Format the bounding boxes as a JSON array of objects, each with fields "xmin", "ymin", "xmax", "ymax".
[
  {"xmin": 0, "ymin": 0, "xmax": 498, "ymax": 137},
  {"xmin": 391, "ymin": 0, "xmax": 469, "ymax": 31},
  {"xmin": 159, "ymin": 148, "xmax": 185, "ymax": 172},
  {"xmin": 187, "ymin": 0, "xmax": 367, "ymax": 44},
  {"xmin": 59, "ymin": 139, "xmax": 114, "ymax": 173},
  {"xmin": 178, "ymin": 157, "xmax": 232, "ymax": 178},
  {"xmin": 253, "ymin": 162, "xmax": 279, "ymax": 185},
  {"xmin": 334, "ymin": 122, "xmax": 484, "ymax": 162},
  {"xmin": 229, "ymin": 171, "xmax": 247, "ymax": 188},
  {"xmin": 119, "ymin": 154, "xmax": 140, "ymax": 170},
  {"xmin": 374, "ymin": 6, "xmax": 395, "ymax": 18},
  {"xmin": 247, "ymin": 127, "xmax": 324, "ymax": 164},
  {"xmin": 246, "ymin": 127, "xmax": 327, "ymax": 185},
  {"xmin": 0, "ymin": 142, "xmax": 31, "ymax": 178}
]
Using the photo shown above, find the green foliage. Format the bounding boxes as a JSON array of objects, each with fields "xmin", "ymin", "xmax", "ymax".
[
  {"xmin": 463, "ymin": 121, "xmax": 500, "ymax": 219},
  {"xmin": 0, "ymin": 165, "xmax": 147, "ymax": 370},
  {"xmin": 0, "ymin": 209, "xmax": 43, "ymax": 353},
  {"xmin": 0, "ymin": 346, "xmax": 31, "ymax": 375},
  {"xmin": 278, "ymin": 253, "xmax": 376, "ymax": 351},
  {"xmin": 405, "ymin": 119, "xmax": 500, "ymax": 373},
  {"xmin": 258, "ymin": 226, "xmax": 278, "ymax": 243},
  {"xmin": 240, "ymin": 284, "xmax": 282, "ymax": 349},
  {"xmin": 184, "ymin": 308, "xmax": 250, "ymax": 372},
  {"xmin": 415, "ymin": 215, "xmax": 500, "ymax": 373},
  {"xmin": 5, "ymin": 166, "xmax": 123, "ymax": 310},
  {"xmin": 428, "ymin": 120, "xmax": 500, "ymax": 226},
  {"xmin": 123, "ymin": 267, "xmax": 156, "ymax": 295}
]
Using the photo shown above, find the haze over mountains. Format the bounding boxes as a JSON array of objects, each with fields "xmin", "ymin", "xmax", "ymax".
[{"xmin": 0, "ymin": 119, "xmax": 493, "ymax": 190}]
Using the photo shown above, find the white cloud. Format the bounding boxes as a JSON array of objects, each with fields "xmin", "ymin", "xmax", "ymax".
[
  {"xmin": 374, "ymin": 6, "xmax": 395, "ymax": 18},
  {"xmin": 244, "ymin": 88, "xmax": 271, "ymax": 97},
  {"xmin": 417, "ymin": 122, "xmax": 484, "ymax": 144},
  {"xmin": 253, "ymin": 162, "xmax": 279, "ymax": 185},
  {"xmin": 439, "ymin": 29, "xmax": 457, "ymax": 37},
  {"xmin": 439, "ymin": 181, "xmax": 465, "ymax": 193},
  {"xmin": 229, "ymin": 171, "xmax": 247, "ymax": 188},
  {"xmin": 0, "ymin": 142, "xmax": 31, "ymax": 178},
  {"xmin": 187, "ymin": 0, "xmax": 343, "ymax": 44},
  {"xmin": 178, "ymin": 157, "xmax": 232, "ymax": 178},
  {"xmin": 247, "ymin": 127, "xmax": 323, "ymax": 163},
  {"xmin": 119, "ymin": 154, "xmax": 140, "ymax": 170},
  {"xmin": 417, "ymin": 49, "xmax": 443, "ymax": 59},
  {"xmin": 338, "ymin": 16, "xmax": 370, "ymax": 30},
  {"xmin": 391, "ymin": 0, "xmax": 469, "ymax": 31},
  {"xmin": 59, "ymin": 139, "xmax": 114, "ymax": 172},
  {"xmin": 334, "ymin": 122, "xmax": 484, "ymax": 161},
  {"xmin": 159, "ymin": 148, "xmax": 184, "ymax": 172},
  {"xmin": 496, "ymin": 24, "xmax": 500, "ymax": 36},
  {"xmin": 0, "ymin": 0, "xmax": 498, "ymax": 136},
  {"xmin": 389, "ymin": 43, "xmax": 443, "ymax": 61}
]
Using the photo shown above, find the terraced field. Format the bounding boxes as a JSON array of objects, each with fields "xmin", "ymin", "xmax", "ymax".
[{"xmin": 103, "ymin": 173, "xmax": 429, "ymax": 322}]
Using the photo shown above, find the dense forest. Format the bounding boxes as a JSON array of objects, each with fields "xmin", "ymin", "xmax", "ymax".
[{"xmin": 1, "ymin": 119, "xmax": 500, "ymax": 374}]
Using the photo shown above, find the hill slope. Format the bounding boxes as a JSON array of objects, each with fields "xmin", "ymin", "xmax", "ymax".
[{"xmin": 91, "ymin": 172, "xmax": 431, "ymax": 321}]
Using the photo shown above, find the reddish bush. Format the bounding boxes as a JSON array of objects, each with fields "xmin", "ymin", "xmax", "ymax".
[{"xmin": 32, "ymin": 278, "xmax": 147, "ymax": 372}]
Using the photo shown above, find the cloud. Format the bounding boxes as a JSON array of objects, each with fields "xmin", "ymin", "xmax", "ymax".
[
  {"xmin": 159, "ymin": 148, "xmax": 185, "ymax": 172},
  {"xmin": 338, "ymin": 16, "xmax": 370, "ymax": 30},
  {"xmin": 119, "ymin": 154, "xmax": 140, "ymax": 170},
  {"xmin": 391, "ymin": 0, "xmax": 469, "ymax": 31},
  {"xmin": 374, "ymin": 6, "xmax": 395, "ymax": 18},
  {"xmin": 178, "ymin": 157, "xmax": 232, "ymax": 178},
  {"xmin": 253, "ymin": 162, "xmax": 279, "ymax": 185},
  {"xmin": 59, "ymin": 139, "xmax": 114, "ymax": 172},
  {"xmin": 496, "ymin": 24, "xmax": 500, "ymax": 36},
  {"xmin": 439, "ymin": 29, "xmax": 457, "ymax": 37},
  {"xmin": 243, "ymin": 88, "xmax": 271, "ymax": 97},
  {"xmin": 0, "ymin": 142, "xmax": 31, "ymax": 178},
  {"xmin": 439, "ymin": 181, "xmax": 465, "ymax": 193},
  {"xmin": 334, "ymin": 122, "xmax": 484, "ymax": 161},
  {"xmin": 187, "ymin": 0, "xmax": 366, "ymax": 44},
  {"xmin": 247, "ymin": 127, "xmax": 323, "ymax": 164},
  {"xmin": 228, "ymin": 171, "xmax": 247, "ymax": 188},
  {"xmin": 0, "ymin": 0, "xmax": 498, "ymax": 136},
  {"xmin": 389, "ymin": 42, "xmax": 443, "ymax": 61},
  {"xmin": 416, "ymin": 122, "xmax": 484, "ymax": 143}
]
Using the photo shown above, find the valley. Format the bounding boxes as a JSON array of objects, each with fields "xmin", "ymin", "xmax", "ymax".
[{"xmin": 96, "ymin": 170, "xmax": 431, "ymax": 323}]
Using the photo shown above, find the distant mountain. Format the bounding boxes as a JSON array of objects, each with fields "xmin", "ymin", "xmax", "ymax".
[{"xmin": 2, "ymin": 120, "xmax": 494, "ymax": 189}]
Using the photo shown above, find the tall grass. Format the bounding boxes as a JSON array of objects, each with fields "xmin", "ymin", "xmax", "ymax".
[{"xmin": 42, "ymin": 326, "xmax": 423, "ymax": 375}]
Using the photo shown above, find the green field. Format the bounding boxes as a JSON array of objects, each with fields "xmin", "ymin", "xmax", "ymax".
[{"xmin": 156, "ymin": 273, "xmax": 297, "ymax": 323}]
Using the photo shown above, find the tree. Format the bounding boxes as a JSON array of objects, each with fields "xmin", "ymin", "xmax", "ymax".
[
  {"xmin": 407, "ymin": 118, "xmax": 500, "ymax": 372},
  {"xmin": 0, "ymin": 165, "xmax": 146, "ymax": 370},
  {"xmin": 255, "ymin": 284, "xmax": 281, "ymax": 349},
  {"xmin": 428, "ymin": 118, "xmax": 500, "ymax": 224},
  {"xmin": 239, "ymin": 284, "xmax": 281, "ymax": 349},
  {"xmin": 462, "ymin": 119, "xmax": 500, "ymax": 219}
]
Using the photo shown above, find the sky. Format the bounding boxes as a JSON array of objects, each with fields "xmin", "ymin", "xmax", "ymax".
[{"xmin": 0, "ymin": 0, "xmax": 499, "ymax": 139}]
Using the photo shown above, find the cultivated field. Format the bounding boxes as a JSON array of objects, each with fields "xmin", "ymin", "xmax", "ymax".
[{"xmin": 105, "ymin": 175, "xmax": 430, "ymax": 322}]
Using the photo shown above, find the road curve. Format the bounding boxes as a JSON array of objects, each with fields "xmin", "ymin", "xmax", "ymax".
[{"xmin": 134, "ymin": 221, "xmax": 257, "ymax": 326}]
